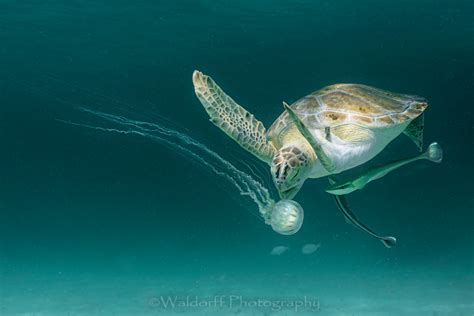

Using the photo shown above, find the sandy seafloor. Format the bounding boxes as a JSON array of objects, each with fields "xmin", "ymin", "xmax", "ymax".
[
  {"xmin": 1, "ymin": 245, "xmax": 474, "ymax": 316},
  {"xmin": 2, "ymin": 269, "xmax": 473, "ymax": 315}
]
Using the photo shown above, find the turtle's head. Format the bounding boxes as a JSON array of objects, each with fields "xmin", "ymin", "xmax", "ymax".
[{"xmin": 271, "ymin": 146, "xmax": 311, "ymax": 199}]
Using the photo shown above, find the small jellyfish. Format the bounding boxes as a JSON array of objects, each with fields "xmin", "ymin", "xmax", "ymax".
[
  {"xmin": 269, "ymin": 200, "xmax": 304, "ymax": 235},
  {"xmin": 301, "ymin": 243, "xmax": 321, "ymax": 255},
  {"xmin": 270, "ymin": 246, "xmax": 289, "ymax": 256}
]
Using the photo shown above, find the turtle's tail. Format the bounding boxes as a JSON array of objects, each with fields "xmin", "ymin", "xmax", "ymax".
[
  {"xmin": 424, "ymin": 142, "xmax": 443, "ymax": 163},
  {"xmin": 380, "ymin": 236, "xmax": 397, "ymax": 248}
]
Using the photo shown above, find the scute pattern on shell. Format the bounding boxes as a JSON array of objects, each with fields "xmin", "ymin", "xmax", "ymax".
[{"xmin": 269, "ymin": 83, "xmax": 427, "ymax": 139}]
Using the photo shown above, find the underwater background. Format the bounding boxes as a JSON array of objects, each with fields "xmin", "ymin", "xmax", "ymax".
[{"xmin": 0, "ymin": 1, "xmax": 473, "ymax": 315}]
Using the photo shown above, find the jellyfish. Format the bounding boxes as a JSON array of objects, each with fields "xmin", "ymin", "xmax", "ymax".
[
  {"xmin": 268, "ymin": 200, "xmax": 304, "ymax": 235},
  {"xmin": 60, "ymin": 107, "xmax": 304, "ymax": 235}
]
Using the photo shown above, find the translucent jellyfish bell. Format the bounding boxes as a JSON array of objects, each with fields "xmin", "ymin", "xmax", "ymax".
[{"xmin": 269, "ymin": 200, "xmax": 304, "ymax": 235}]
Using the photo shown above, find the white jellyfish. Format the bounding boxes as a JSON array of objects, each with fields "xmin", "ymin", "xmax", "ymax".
[{"xmin": 267, "ymin": 199, "xmax": 304, "ymax": 235}]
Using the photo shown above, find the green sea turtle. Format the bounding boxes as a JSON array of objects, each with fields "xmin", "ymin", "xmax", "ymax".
[{"xmin": 192, "ymin": 70, "xmax": 427, "ymax": 199}]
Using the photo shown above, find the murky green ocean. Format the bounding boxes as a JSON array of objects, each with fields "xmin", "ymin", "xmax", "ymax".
[{"xmin": 0, "ymin": 1, "xmax": 473, "ymax": 315}]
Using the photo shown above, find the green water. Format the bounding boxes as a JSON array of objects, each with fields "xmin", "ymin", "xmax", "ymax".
[{"xmin": 0, "ymin": 1, "xmax": 473, "ymax": 315}]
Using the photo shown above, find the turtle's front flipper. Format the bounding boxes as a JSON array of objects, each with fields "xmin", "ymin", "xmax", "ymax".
[
  {"xmin": 193, "ymin": 71, "xmax": 276, "ymax": 163},
  {"xmin": 283, "ymin": 102, "xmax": 336, "ymax": 172},
  {"xmin": 330, "ymin": 179, "xmax": 397, "ymax": 248}
]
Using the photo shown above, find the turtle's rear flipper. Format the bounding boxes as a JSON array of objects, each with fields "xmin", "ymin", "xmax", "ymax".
[
  {"xmin": 380, "ymin": 236, "xmax": 397, "ymax": 248},
  {"xmin": 193, "ymin": 71, "xmax": 276, "ymax": 163},
  {"xmin": 330, "ymin": 178, "xmax": 397, "ymax": 248},
  {"xmin": 404, "ymin": 114, "xmax": 424, "ymax": 151}
]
